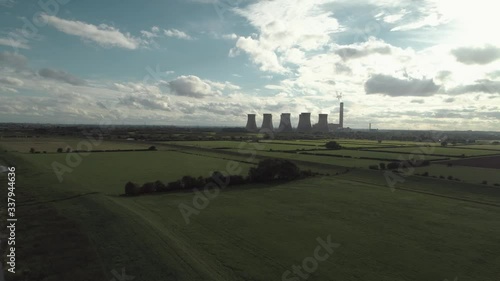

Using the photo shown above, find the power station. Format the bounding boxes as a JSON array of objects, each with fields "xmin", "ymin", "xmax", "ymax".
[
  {"xmin": 245, "ymin": 102, "xmax": 345, "ymax": 133},
  {"xmin": 245, "ymin": 114, "xmax": 258, "ymax": 132}
]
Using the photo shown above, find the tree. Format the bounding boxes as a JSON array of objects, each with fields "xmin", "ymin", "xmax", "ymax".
[
  {"xmin": 155, "ymin": 180, "xmax": 167, "ymax": 192},
  {"xmin": 124, "ymin": 181, "xmax": 140, "ymax": 196},
  {"xmin": 379, "ymin": 163, "xmax": 386, "ymax": 170},
  {"xmin": 325, "ymin": 141, "xmax": 342, "ymax": 150},
  {"xmin": 29, "ymin": 148, "xmax": 35, "ymax": 153},
  {"xmin": 441, "ymin": 141, "xmax": 448, "ymax": 147},
  {"xmin": 249, "ymin": 159, "xmax": 301, "ymax": 182},
  {"xmin": 148, "ymin": 146, "xmax": 157, "ymax": 151},
  {"xmin": 57, "ymin": 147, "xmax": 63, "ymax": 153},
  {"xmin": 140, "ymin": 182, "xmax": 157, "ymax": 193},
  {"xmin": 387, "ymin": 162, "xmax": 399, "ymax": 170},
  {"xmin": 167, "ymin": 180, "xmax": 182, "ymax": 190}
]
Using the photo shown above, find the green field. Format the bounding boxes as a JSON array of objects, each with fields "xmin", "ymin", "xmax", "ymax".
[
  {"xmin": 1, "ymin": 137, "xmax": 499, "ymax": 281},
  {"xmin": 454, "ymin": 144, "xmax": 500, "ymax": 151},
  {"xmin": 162, "ymin": 140, "xmax": 326, "ymax": 151},
  {"xmin": 301, "ymin": 149, "xmax": 448, "ymax": 161},
  {"xmin": 370, "ymin": 146, "xmax": 500, "ymax": 157},
  {"xmin": 0, "ymin": 137, "xmax": 151, "ymax": 153},
  {"xmin": 14, "ymin": 150, "xmax": 252, "ymax": 195},
  {"xmin": 413, "ymin": 164, "xmax": 500, "ymax": 185}
]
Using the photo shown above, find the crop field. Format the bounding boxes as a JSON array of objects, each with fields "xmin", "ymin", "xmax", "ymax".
[
  {"xmin": 454, "ymin": 144, "xmax": 500, "ymax": 151},
  {"xmin": 300, "ymin": 149, "xmax": 448, "ymax": 161},
  {"xmin": 3, "ymin": 150, "xmax": 500, "ymax": 281},
  {"xmin": 435, "ymin": 155, "xmax": 500, "ymax": 170},
  {"xmin": 0, "ymin": 137, "xmax": 150, "ymax": 153},
  {"xmin": 11, "ymin": 150, "xmax": 252, "ymax": 195},
  {"xmin": 368, "ymin": 146, "xmax": 500, "ymax": 157},
  {"xmin": 162, "ymin": 140, "xmax": 326, "ymax": 151},
  {"xmin": 412, "ymin": 164, "xmax": 500, "ymax": 185},
  {"xmin": 2, "ymin": 136, "xmax": 499, "ymax": 281}
]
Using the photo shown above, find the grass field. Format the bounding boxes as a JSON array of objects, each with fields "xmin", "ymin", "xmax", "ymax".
[
  {"xmin": 1, "ymin": 137, "xmax": 499, "ymax": 281},
  {"xmin": 301, "ymin": 149, "xmax": 448, "ymax": 161},
  {"xmin": 368, "ymin": 146, "xmax": 500, "ymax": 157},
  {"xmin": 13, "ymin": 150, "xmax": 252, "ymax": 195},
  {"xmin": 162, "ymin": 140, "xmax": 326, "ymax": 151},
  {"xmin": 0, "ymin": 137, "xmax": 150, "ymax": 153},
  {"xmin": 454, "ymin": 144, "xmax": 500, "ymax": 151},
  {"xmin": 413, "ymin": 164, "xmax": 500, "ymax": 185}
]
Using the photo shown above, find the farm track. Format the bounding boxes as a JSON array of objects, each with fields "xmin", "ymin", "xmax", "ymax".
[{"xmin": 108, "ymin": 196, "xmax": 244, "ymax": 281}]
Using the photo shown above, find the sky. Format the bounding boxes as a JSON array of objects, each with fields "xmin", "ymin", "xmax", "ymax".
[{"xmin": 0, "ymin": 0, "xmax": 499, "ymax": 130}]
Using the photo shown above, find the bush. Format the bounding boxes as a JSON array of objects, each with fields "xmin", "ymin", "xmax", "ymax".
[
  {"xmin": 124, "ymin": 181, "xmax": 140, "ymax": 196},
  {"xmin": 439, "ymin": 175, "xmax": 445, "ymax": 179},
  {"xmin": 148, "ymin": 146, "xmax": 157, "ymax": 151},
  {"xmin": 57, "ymin": 147, "xmax": 63, "ymax": 153},
  {"xmin": 29, "ymin": 148, "xmax": 35, "ymax": 153},
  {"xmin": 325, "ymin": 141, "xmax": 342, "ymax": 150},
  {"xmin": 447, "ymin": 176, "xmax": 453, "ymax": 180},
  {"xmin": 447, "ymin": 162, "xmax": 453, "ymax": 167},
  {"xmin": 422, "ymin": 172, "xmax": 429, "ymax": 176},
  {"xmin": 369, "ymin": 165, "xmax": 379, "ymax": 170},
  {"xmin": 379, "ymin": 163, "xmax": 386, "ymax": 170},
  {"xmin": 482, "ymin": 180, "xmax": 488, "ymax": 185}
]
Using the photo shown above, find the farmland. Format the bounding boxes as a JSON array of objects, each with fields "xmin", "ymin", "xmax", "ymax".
[{"xmin": 1, "ymin": 135, "xmax": 499, "ymax": 281}]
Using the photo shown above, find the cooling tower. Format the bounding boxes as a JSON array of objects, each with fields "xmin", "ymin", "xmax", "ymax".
[
  {"xmin": 339, "ymin": 102, "xmax": 344, "ymax": 128},
  {"xmin": 297, "ymin": 113, "xmax": 312, "ymax": 132},
  {"xmin": 316, "ymin": 114, "xmax": 329, "ymax": 132},
  {"xmin": 278, "ymin": 113, "xmax": 293, "ymax": 132},
  {"xmin": 245, "ymin": 114, "xmax": 258, "ymax": 132},
  {"xmin": 261, "ymin": 113, "xmax": 274, "ymax": 132}
]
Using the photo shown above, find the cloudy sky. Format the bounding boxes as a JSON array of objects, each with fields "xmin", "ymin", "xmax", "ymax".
[{"xmin": 0, "ymin": 0, "xmax": 499, "ymax": 130}]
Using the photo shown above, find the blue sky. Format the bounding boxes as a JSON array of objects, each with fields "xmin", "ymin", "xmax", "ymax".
[{"xmin": 0, "ymin": 0, "xmax": 499, "ymax": 130}]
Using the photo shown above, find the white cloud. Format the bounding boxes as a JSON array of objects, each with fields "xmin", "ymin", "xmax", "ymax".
[
  {"xmin": 38, "ymin": 68, "xmax": 86, "ymax": 86},
  {"xmin": 230, "ymin": 0, "xmax": 341, "ymax": 73},
  {"xmin": 0, "ymin": 37, "xmax": 30, "ymax": 49},
  {"xmin": 451, "ymin": 45, "xmax": 500, "ymax": 65},
  {"xmin": 166, "ymin": 75, "xmax": 221, "ymax": 98},
  {"xmin": 164, "ymin": 29, "xmax": 193, "ymax": 40},
  {"xmin": 41, "ymin": 14, "xmax": 141, "ymax": 49},
  {"xmin": 0, "ymin": 77, "xmax": 23, "ymax": 87},
  {"xmin": 231, "ymin": 36, "xmax": 288, "ymax": 73}
]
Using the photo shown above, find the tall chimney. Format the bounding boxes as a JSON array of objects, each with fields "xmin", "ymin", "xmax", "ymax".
[
  {"xmin": 316, "ymin": 114, "xmax": 329, "ymax": 132},
  {"xmin": 261, "ymin": 113, "xmax": 274, "ymax": 132},
  {"xmin": 278, "ymin": 113, "xmax": 293, "ymax": 132},
  {"xmin": 297, "ymin": 113, "xmax": 312, "ymax": 132},
  {"xmin": 245, "ymin": 114, "xmax": 258, "ymax": 132},
  {"xmin": 339, "ymin": 102, "xmax": 344, "ymax": 128}
]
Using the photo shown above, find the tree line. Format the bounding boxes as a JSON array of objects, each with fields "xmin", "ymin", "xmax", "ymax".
[{"xmin": 124, "ymin": 158, "xmax": 318, "ymax": 196}]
